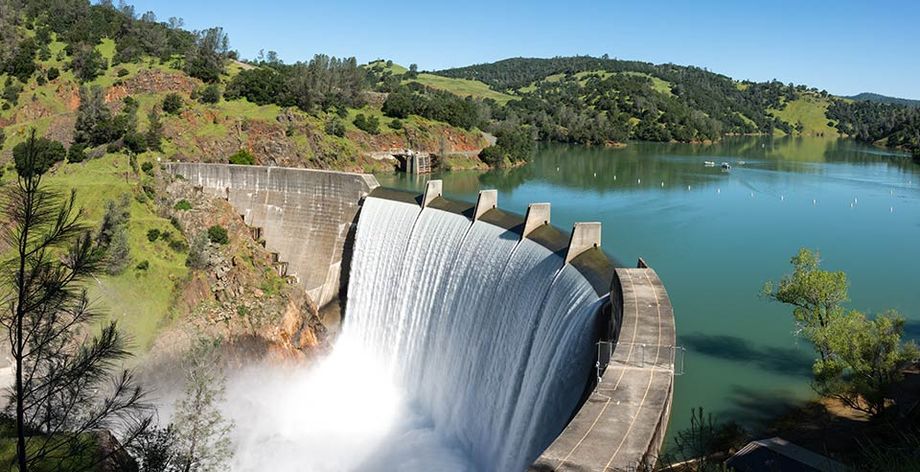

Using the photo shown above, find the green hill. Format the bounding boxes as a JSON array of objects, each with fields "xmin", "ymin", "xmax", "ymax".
[
  {"xmin": 845, "ymin": 92, "xmax": 920, "ymax": 108},
  {"xmin": 770, "ymin": 94, "xmax": 839, "ymax": 137}
]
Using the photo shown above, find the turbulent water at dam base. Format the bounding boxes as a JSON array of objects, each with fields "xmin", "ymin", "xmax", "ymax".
[{"xmin": 222, "ymin": 196, "xmax": 605, "ymax": 471}]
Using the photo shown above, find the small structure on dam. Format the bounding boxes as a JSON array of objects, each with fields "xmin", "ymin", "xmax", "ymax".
[{"xmin": 166, "ymin": 162, "xmax": 677, "ymax": 471}]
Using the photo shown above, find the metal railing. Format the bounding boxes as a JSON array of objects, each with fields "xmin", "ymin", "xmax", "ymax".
[{"xmin": 596, "ymin": 341, "xmax": 686, "ymax": 382}]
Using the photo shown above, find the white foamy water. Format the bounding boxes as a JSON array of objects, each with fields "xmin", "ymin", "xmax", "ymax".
[{"xmin": 224, "ymin": 197, "xmax": 604, "ymax": 471}]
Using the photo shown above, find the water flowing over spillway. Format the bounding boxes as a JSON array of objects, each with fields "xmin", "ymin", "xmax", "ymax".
[{"xmin": 342, "ymin": 196, "xmax": 606, "ymax": 471}]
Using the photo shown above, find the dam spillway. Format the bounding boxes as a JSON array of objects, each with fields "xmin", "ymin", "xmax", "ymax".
[
  {"xmin": 346, "ymin": 194, "xmax": 604, "ymax": 470},
  {"xmin": 165, "ymin": 163, "xmax": 676, "ymax": 471}
]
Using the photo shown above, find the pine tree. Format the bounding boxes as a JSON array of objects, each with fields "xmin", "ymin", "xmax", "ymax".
[{"xmin": 1, "ymin": 129, "xmax": 151, "ymax": 472}]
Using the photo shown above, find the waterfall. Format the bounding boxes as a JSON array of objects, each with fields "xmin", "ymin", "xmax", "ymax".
[{"xmin": 341, "ymin": 196, "xmax": 605, "ymax": 471}]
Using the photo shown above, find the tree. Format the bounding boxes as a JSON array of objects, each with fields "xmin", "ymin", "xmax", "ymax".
[
  {"xmin": 98, "ymin": 194, "xmax": 132, "ymax": 274},
  {"xmin": 70, "ymin": 43, "xmax": 107, "ymax": 82},
  {"xmin": 763, "ymin": 248, "xmax": 848, "ymax": 360},
  {"xmin": 198, "ymin": 84, "xmax": 221, "ymax": 104},
  {"xmin": 766, "ymin": 249, "xmax": 920, "ymax": 418},
  {"xmin": 12, "ymin": 136, "xmax": 66, "ymax": 176},
  {"xmin": 0, "ymin": 130, "xmax": 151, "ymax": 472},
  {"xmin": 813, "ymin": 310, "xmax": 918, "ymax": 417},
  {"xmin": 146, "ymin": 109, "xmax": 164, "ymax": 151},
  {"xmin": 131, "ymin": 425, "xmax": 180, "ymax": 472},
  {"xmin": 162, "ymin": 93, "xmax": 183, "ymax": 115},
  {"xmin": 353, "ymin": 113, "xmax": 380, "ymax": 135},
  {"xmin": 67, "ymin": 143, "xmax": 87, "ymax": 163},
  {"xmin": 74, "ymin": 85, "xmax": 115, "ymax": 146},
  {"xmin": 184, "ymin": 27, "xmax": 228, "ymax": 83},
  {"xmin": 173, "ymin": 338, "xmax": 234, "ymax": 472}
]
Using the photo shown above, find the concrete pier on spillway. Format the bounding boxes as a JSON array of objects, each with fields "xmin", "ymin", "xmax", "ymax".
[{"xmin": 165, "ymin": 162, "xmax": 677, "ymax": 471}]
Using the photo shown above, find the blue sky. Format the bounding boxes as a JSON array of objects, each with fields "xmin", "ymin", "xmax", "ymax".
[{"xmin": 127, "ymin": 0, "xmax": 920, "ymax": 99}]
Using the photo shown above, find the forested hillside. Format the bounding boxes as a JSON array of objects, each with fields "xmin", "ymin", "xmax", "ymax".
[
  {"xmin": 0, "ymin": 0, "xmax": 488, "ymax": 177},
  {"xmin": 0, "ymin": 1, "xmax": 917, "ymax": 177},
  {"xmin": 434, "ymin": 56, "xmax": 920, "ymax": 155}
]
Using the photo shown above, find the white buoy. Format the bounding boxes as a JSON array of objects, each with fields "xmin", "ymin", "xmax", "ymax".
[
  {"xmin": 638, "ymin": 178, "xmax": 641, "ymax": 184},
  {"xmin": 661, "ymin": 181, "xmax": 664, "ymax": 187},
  {"xmin": 891, "ymin": 207, "xmax": 895, "ymax": 213},
  {"xmin": 687, "ymin": 185, "xmax": 691, "ymax": 190},
  {"xmin": 750, "ymin": 192, "xmax": 754, "ymax": 197},
  {"xmin": 813, "ymin": 199, "xmax": 817, "ymax": 205},
  {"xmin": 614, "ymin": 175, "xmax": 617, "ymax": 181},
  {"xmin": 854, "ymin": 197, "xmax": 858, "ymax": 204},
  {"xmin": 850, "ymin": 203, "xmax": 854, "ymax": 208},
  {"xmin": 717, "ymin": 188, "xmax": 721, "ymax": 194},
  {"xmin": 593, "ymin": 172, "xmax": 596, "ymax": 177},
  {"xmin": 781, "ymin": 195, "xmax": 784, "ymax": 201}
]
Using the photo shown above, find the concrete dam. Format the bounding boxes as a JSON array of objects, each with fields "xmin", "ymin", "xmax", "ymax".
[{"xmin": 166, "ymin": 163, "xmax": 677, "ymax": 472}]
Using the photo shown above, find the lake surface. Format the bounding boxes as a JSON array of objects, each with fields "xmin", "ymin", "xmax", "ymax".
[{"xmin": 374, "ymin": 136, "xmax": 920, "ymax": 444}]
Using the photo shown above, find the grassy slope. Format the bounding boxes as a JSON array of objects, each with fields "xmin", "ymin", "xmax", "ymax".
[
  {"xmin": 44, "ymin": 155, "xmax": 188, "ymax": 354},
  {"xmin": 771, "ymin": 94, "xmax": 840, "ymax": 136},
  {"xmin": 518, "ymin": 70, "xmax": 674, "ymax": 96},
  {"xmin": 412, "ymin": 73, "xmax": 517, "ymax": 104},
  {"xmin": 364, "ymin": 60, "xmax": 517, "ymax": 104}
]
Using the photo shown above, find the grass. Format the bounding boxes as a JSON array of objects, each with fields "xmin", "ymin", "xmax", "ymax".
[
  {"xmin": 95, "ymin": 38, "xmax": 116, "ymax": 65},
  {"xmin": 771, "ymin": 93, "xmax": 839, "ymax": 136},
  {"xmin": 365, "ymin": 59, "xmax": 408, "ymax": 75},
  {"xmin": 518, "ymin": 70, "xmax": 674, "ymax": 96},
  {"xmin": 212, "ymin": 98, "xmax": 282, "ymax": 122},
  {"xmin": 411, "ymin": 73, "xmax": 517, "ymax": 104},
  {"xmin": 44, "ymin": 155, "xmax": 188, "ymax": 354}
]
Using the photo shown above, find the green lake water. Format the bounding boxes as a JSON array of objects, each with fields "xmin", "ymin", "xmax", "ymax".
[{"xmin": 374, "ymin": 136, "xmax": 920, "ymax": 443}]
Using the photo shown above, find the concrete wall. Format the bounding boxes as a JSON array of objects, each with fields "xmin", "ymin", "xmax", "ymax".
[{"xmin": 165, "ymin": 163, "xmax": 379, "ymax": 308}]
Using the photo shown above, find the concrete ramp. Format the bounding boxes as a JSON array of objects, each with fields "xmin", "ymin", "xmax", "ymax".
[{"xmin": 165, "ymin": 163, "xmax": 378, "ymax": 307}]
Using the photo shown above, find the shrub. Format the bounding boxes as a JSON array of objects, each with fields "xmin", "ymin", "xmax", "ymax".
[
  {"xmin": 478, "ymin": 145, "xmax": 506, "ymax": 168},
  {"xmin": 187, "ymin": 233, "xmax": 209, "ymax": 269},
  {"xmin": 46, "ymin": 67, "xmax": 59, "ymax": 81},
  {"xmin": 169, "ymin": 238, "xmax": 188, "ymax": 253},
  {"xmin": 106, "ymin": 142, "xmax": 122, "ymax": 153},
  {"xmin": 199, "ymin": 84, "xmax": 221, "ymax": 104},
  {"xmin": 207, "ymin": 225, "xmax": 229, "ymax": 245},
  {"xmin": 3, "ymin": 82, "xmax": 22, "ymax": 106},
  {"xmin": 0, "ymin": 127, "xmax": 5, "ymax": 150},
  {"xmin": 353, "ymin": 113, "xmax": 380, "ymax": 135},
  {"xmin": 71, "ymin": 45, "xmax": 107, "ymax": 82},
  {"xmin": 325, "ymin": 118, "xmax": 346, "ymax": 137},
  {"xmin": 141, "ymin": 161, "xmax": 154, "ymax": 176},
  {"xmin": 147, "ymin": 228, "xmax": 161, "ymax": 242},
  {"xmin": 162, "ymin": 93, "xmax": 183, "ymax": 115},
  {"xmin": 228, "ymin": 149, "xmax": 255, "ymax": 165},
  {"xmin": 136, "ymin": 260, "xmax": 149, "ymax": 271},
  {"xmin": 174, "ymin": 199, "xmax": 192, "ymax": 211},
  {"xmin": 123, "ymin": 131, "xmax": 148, "ymax": 154},
  {"xmin": 117, "ymin": 68, "xmax": 130, "ymax": 77},
  {"xmin": 388, "ymin": 118, "xmax": 403, "ymax": 130},
  {"xmin": 67, "ymin": 143, "xmax": 87, "ymax": 163}
]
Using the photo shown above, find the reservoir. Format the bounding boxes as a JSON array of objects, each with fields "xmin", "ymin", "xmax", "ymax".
[{"xmin": 375, "ymin": 136, "xmax": 920, "ymax": 440}]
